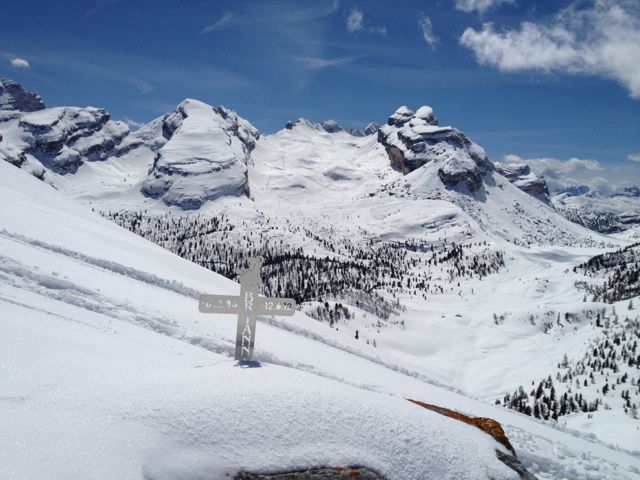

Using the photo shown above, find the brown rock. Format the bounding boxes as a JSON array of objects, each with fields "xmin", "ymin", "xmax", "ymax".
[{"xmin": 406, "ymin": 399, "xmax": 516, "ymax": 456}]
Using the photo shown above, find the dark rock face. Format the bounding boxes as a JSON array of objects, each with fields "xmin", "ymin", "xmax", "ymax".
[
  {"xmin": 17, "ymin": 107, "xmax": 130, "ymax": 172},
  {"xmin": 234, "ymin": 467, "xmax": 384, "ymax": 479},
  {"xmin": 363, "ymin": 122, "xmax": 380, "ymax": 135},
  {"xmin": 495, "ymin": 163, "xmax": 550, "ymax": 203},
  {"xmin": 0, "ymin": 77, "xmax": 45, "ymax": 112},
  {"xmin": 378, "ymin": 106, "xmax": 493, "ymax": 192},
  {"xmin": 495, "ymin": 450, "xmax": 538, "ymax": 480}
]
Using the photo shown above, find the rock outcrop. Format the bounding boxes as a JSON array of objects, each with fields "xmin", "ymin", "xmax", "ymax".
[
  {"xmin": 495, "ymin": 162, "xmax": 550, "ymax": 203},
  {"xmin": 235, "ymin": 467, "xmax": 383, "ymax": 479},
  {"xmin": 18, "ymin": 107, "xmax": 129, "ymax": 171},
  {"xmin": 0, "ymin": 77, "xmax": 45, "ymax": 113},
  {"xmin": 407, "ymin": 399, "xmax": 538, "ymax": 480},
  {"xmin": 285, "ymin": 118, "xmax": 377, "ymax": 137},
  {"xmin": 140, "ymin": 99, "xmax": 259, "ymax": 209},
  {"xmin": 378, "ymin": 106, "xmax": 494, "ymax": 192},
  {"xmin": 0, "ymin": 78, "xmax": 130, "ymax": 174}
]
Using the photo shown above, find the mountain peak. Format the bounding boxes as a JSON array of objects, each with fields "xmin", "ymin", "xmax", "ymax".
[
  {"xmin": 379, "ymin": 105, "xmax": 492, "ymax": 191},
  {"xmin": 494, "ymin": 162, "xmax": 550, "ymax": 203},
  {"xmin": 140, "ymin": 99, "xmax": 259, "ymax": 209},
  {"xmin": 0, "ymin": 77, "xmax": 45, "ymax": 113}
]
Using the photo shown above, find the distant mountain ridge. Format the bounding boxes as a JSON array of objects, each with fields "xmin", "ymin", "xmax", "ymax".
[
  {"xmin": 551, "ymin": 185, "xmax": 640, "ymax": 233},
  {"xmin": 0, "ymin": 77, "xmax": 621, "ymax": 241}
]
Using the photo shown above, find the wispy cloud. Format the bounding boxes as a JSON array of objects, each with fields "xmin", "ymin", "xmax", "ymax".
[
  {"xmin": 454, "ymin": 0, "xmax": 514, "ymax": 14},
  {"xmin": 628, "ymin": 153, "xmax": 640, "ymax": 162},
  {"xmin": 10, "ymin": 57, "xmax": 30, "ymax": 68},
  {"xmin": 123, "ymin": 118, "xmax": 145, "ymax": 130},
  {"xmin": 201, "ymin": 12, "xmax": 234, "ymax": 33},
  {"xmin": 460, "ymin": 0, "xmax": 640, "ymax": 99},
  {"xmin": 346, "ymin": 7, "xmax": 363, "ymax": 33},
  {"xmin": 418, "ymin": 15, "xmax": 438, "ymax": 46},
  {"xmin": 7, "ymin": 49, "xmax": 256, "ymax": 97},
  {"xmin": 293, "ymin": 55, "xmax": 358, "ymax": 70}
]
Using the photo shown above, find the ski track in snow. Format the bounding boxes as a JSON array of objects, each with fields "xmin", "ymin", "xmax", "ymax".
[
  {"xmin": 0, "ymin": 229, "xmax": 202, "ymax": 299},
  {"xmin": 0, "ymin": 232, "xmax": 394, "ymax": 396}
]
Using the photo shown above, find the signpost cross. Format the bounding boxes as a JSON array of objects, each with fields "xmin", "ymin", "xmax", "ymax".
[{"xmin": 199, "ymin": 257, "xmax": 296, "ymax": 361}]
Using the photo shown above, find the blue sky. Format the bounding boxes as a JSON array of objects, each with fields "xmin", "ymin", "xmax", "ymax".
[{"xmin": 1, "ymin": 0, "xmax": 639, "ymax": 190}]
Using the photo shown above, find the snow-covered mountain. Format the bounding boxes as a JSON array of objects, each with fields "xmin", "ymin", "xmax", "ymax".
[
  {"xmin": 494, "ymin": 162, "xmax": 550, "ymax": 204},
  {"xmin": 139, "ymin": 99, "xmax": 259, "ymax": 209},
  {"xmin": 552, "ymin": 186, "xmax": 640, "ymax": 233},
  {"xmin": 2, "ymin": 78, "xmax": 640, "ymax": 479},
  {"xmin": 1, "ymin": 78, "xmax": 605, "ymax": 248}
]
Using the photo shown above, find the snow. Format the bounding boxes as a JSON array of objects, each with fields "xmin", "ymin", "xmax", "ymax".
[
  {"xmin": 2, "ymin": 88, "xmax": 640, "ymax": 479},
  {"xmin": 0, "ymin": 161, "xmax": 524, "ymax": 480},
  {"xmin": 3, "ymin": 148, "xmax": 640, "ymax": 480}
]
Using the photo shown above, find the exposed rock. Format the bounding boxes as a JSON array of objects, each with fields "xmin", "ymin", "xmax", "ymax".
[
  {"xmin": 407, "ymin": 399, "xmax": 515, "ymax": 455},
  {"xmin": 0, "ymin": 77, "xmax": 45, "ymax": 112},
  {"xmin": 555, "ymin": 185, "xmax": 591, "ymax": 197},
  {"xmin": 140, "ymin": 99, "xmax": 259, "ymax": 209},
  {"xmin": 17, "ymin": 106, "xmax": 129, "ymax": 171},
  {"xmin": 363, "ymin": 122, "xmax": 380, "ymax": 135},
  {"xmin": 321, "ymin": 119, "xmax": 343, "ymax": 133},
  {"xmin": 286, "ymin": 118, "xmax": 373, "ymax": 137},
  {"xmin": 378, "ymin": 106, "xmax": 493, "ymax": 192},
  {"xmin": 234, "ymin": 467, "xmax": 383, "ymax": 479},
  {"xmin": 495, "ymin": 163, "xmax": 550, "ymax": 203},
  {"xmin": 619, "ymin": 186, "xmax": 640, "ymax": 197},
  {"xmin": 407, "ymin": 400, "xmax": 538, "ymax": 480},
  {"xmin": 495, "ymin": 450, "xmax": 538, "ymax": 480},
  {"xmin": 0, "ymin": 78, "xmax": 131, "ymax": 174}
]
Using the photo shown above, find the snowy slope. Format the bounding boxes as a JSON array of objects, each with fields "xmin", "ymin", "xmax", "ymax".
[
  {"xmin": 2, "ymin": 154, "xmax": 640, "ymax": 479},
  {"xmin": 0, "ymin": 160, "xmax": 522, "ymax": 480}
]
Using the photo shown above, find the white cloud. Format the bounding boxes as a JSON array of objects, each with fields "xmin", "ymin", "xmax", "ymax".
[
  {"xmin": 123, "ymin": 118, "xmax": 144, "ymax": 130},
  {"xmin": 460, "ymin": 0, "xmax": 640, "ymax": 99},
  {"xmin": 201, "ymin": 12, "xmax": 234, "ymax": 33},
  {"xmin": 346, "ymin": 7, "xmax": 363, "ymax": 33},
  {"xmin": 454, "ymin": 0, "xmax": 514, "ymax": 14},
  {"xmin": 419, "ymin": 15, "xmax": 438, "ymax": 46},
  {"xmin": 503, "ymin": 154, "xmax": 640, "ymax": 193},
  {"xmin": 628, "ymin": 153, "xmax": 640, "ymax": 162},
  {"xmin": 10, "ymin": 57, "xmax": 30, "ymax": 68},
  {"xmin": 293, "ymin": 55, "xmax": 357, "ymax": 70}
]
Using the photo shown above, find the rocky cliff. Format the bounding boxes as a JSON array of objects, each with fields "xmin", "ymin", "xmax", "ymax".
[{"xmin": 378, "ymin": 106, "xmax": 494, "ymax": 192}]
